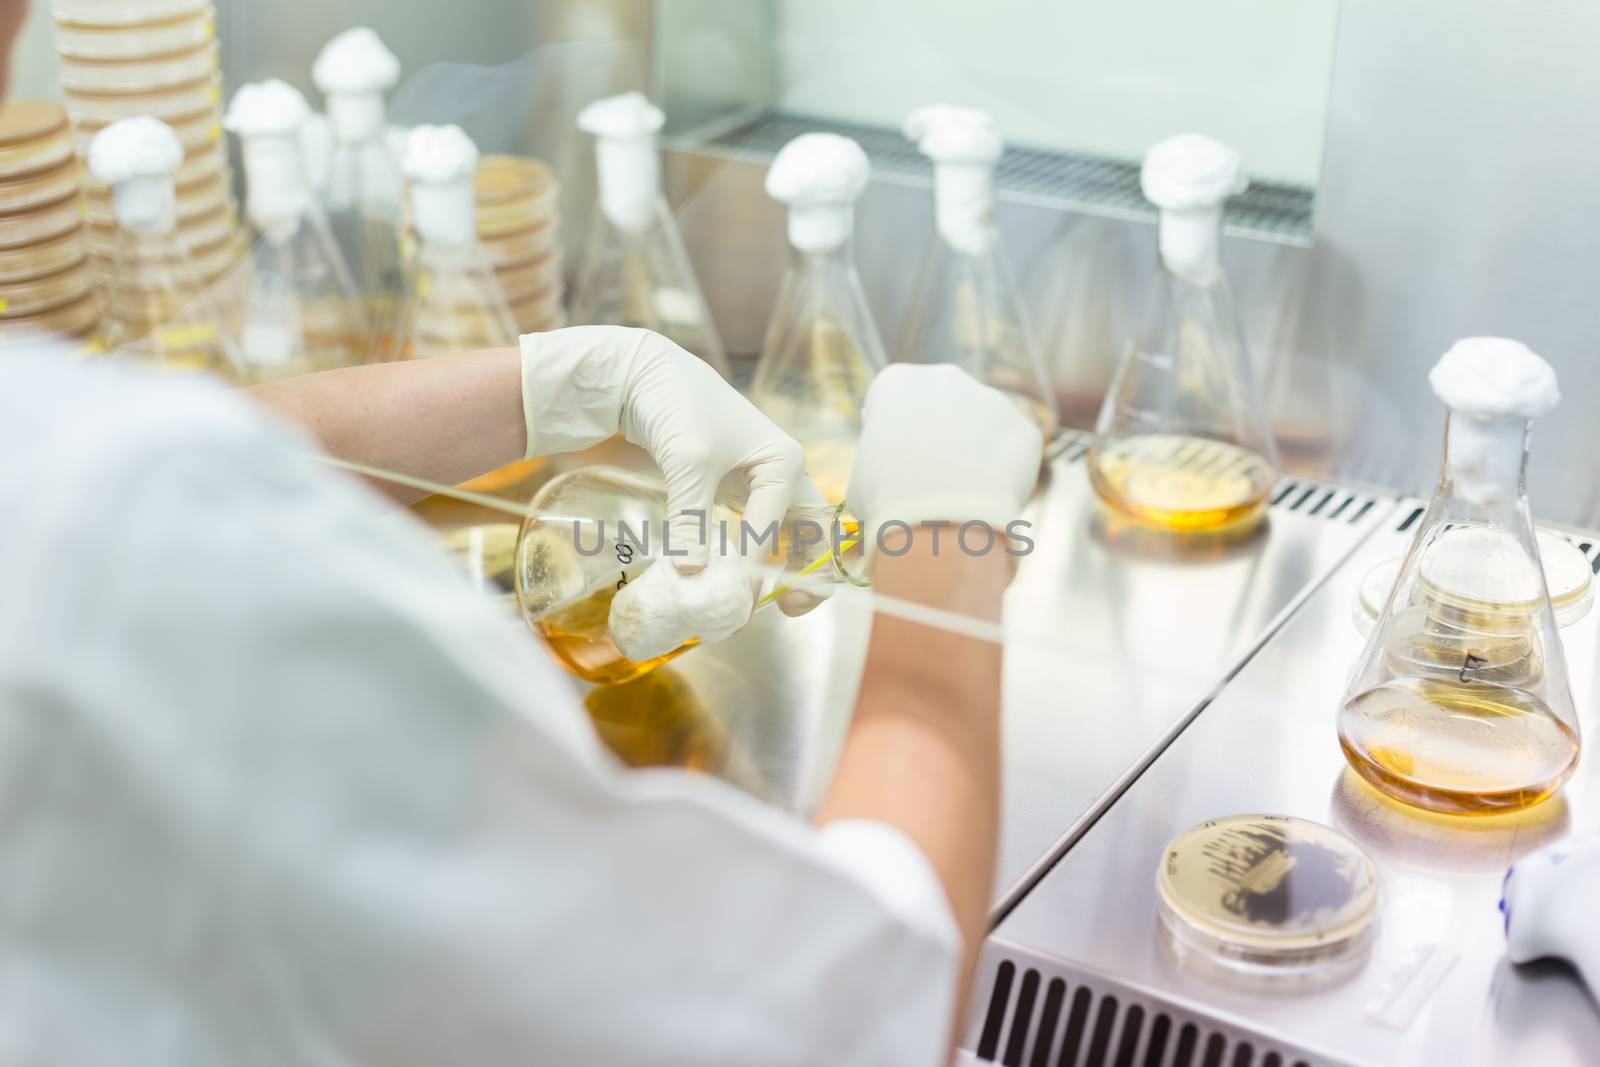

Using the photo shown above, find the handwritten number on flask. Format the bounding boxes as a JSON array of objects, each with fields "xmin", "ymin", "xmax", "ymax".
[
  {"xmin": 1460, "ymin": 652, "xmax": 1487, "ymax": 683},
  {"xmin": 615, "ymin": 542, "xmax": 635, "ymax": 590}
]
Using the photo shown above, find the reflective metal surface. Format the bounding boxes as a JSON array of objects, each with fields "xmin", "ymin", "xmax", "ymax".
[
  {"xmin": 989, "ymin": 498, "xmax": 1600, "ymax": 1065},
  {"xmin": 654, "ymin": 433, "xmax": 1393, "ymax": 910}
]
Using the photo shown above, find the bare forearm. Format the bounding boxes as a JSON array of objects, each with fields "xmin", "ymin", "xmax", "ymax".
[
  {"xmin": 815, "ymin": 535, "xmax": 1008, "ymax": 1039},
  {"xmin": 247, "ymin": 347, "xmax": 526, "ymax": 503}
]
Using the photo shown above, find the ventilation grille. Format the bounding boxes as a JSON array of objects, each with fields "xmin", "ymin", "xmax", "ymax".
[
  {"xmin": 972, "ymin": 951, "xmax": 1331, "ymax": 1067},
  {"xmin": 1269, "ymin": 479, "xmax": 1379, "ymax": 525},
  {"xmin": 696, "ymin": 112, "xmax": 1314, "ymax": 245}
]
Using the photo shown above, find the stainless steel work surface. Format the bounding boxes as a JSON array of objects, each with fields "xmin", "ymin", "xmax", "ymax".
[
  {"xmin": 990, "ymin": 436, "xmax": 1390, "ymax": 909},
  {"xmin": 673, "ymin": 431, "xmax": 1390, "ymax": 905},
  {"xmin": 985, "ymin": 499, "xmax": 1600, "ymax": 1066}
]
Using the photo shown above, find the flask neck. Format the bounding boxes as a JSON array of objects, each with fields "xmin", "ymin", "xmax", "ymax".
[
  {"xmin": 410, "ymin": 176, "xmax": 477, "ymax": 248},
  {"xmin": 327, "ymin": 91, "xmax": 387, "ymax": 144},
  {"xmin": 788, "ymin": 203, "xmax": 855, "ymax": 256},
  {"xmin": 1157, "ymin": 205, "xmax": 1223, "ymax": 287},
  {"xmin": 931, "ymin": 160, "xmax": 998, "ymax": 257},
  {"xmin": 794, "ymin": 237, "xmax": 857, "ymax": 274},
  {"xmin": 1443, "ymin": 410, "xmax": 1530, "ymax": 507},
  {"xmin": 594, "ymin": 133, "xmax": 660, "ymax": 232},
  {"xmin": 112, "ymin": 174, "xmax": 178, "ymax": 235},
  {"xmin": 241, "ymin": 132, "xmax": 312, "ymax": 230}
]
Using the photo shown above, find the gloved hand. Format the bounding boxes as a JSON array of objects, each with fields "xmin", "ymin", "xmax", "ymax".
[
  {"xmin": 846, "ymin": 363, "xmax": 1043, "ymax": 548},
  {"xmin": 520, "ymin": 327, "xmax": 831, "ymax": 660}
]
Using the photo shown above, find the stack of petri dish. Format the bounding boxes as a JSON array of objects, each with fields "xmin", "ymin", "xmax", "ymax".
[
  {"xmin": 51, "ymin": 0, "xmax": 244, "ymax": 293},
  {"xmin": 474, "ymin": 156, "xmax": 564, "ymax": 335},
  {"xmin": 0, "ymin": 101, "xmax": 99, "ymax": 349}
]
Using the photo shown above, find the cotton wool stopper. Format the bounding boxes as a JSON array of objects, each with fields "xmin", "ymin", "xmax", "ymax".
[
  {"xmin": 313, "ymin": 27, "xmax": 400, "ymax": 143},
  {"xmin": 402, "ymin": 124, "xmax": 480, "ymax": 247},
  {"xmin": 904, "ymin": 105, "xmax": 1002, "ymax": 257},
  {"xmin": 578, "ymin": 92, "xmax": 664, "ymax": 233},
  {"xmin": 766, "ymin": 133, "xmax": 870, "ymax": 254},
  {"xmin": 1141, "ymin": 133, "xmax": 1246, "ymax": 287},
  {"xmin": 88, "ymin": 117, "xmax": 184, "ymax": 234},
  {"xmin": 1430, "ymin": 337, "xmax": 1560, "ymax": 505}
]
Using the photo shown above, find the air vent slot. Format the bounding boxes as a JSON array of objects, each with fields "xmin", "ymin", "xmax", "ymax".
[
  {"xmin": 1049, "ymin": 432, "xmax": 1092, "ymax": 464},
  {"xmin": 1270, "ymin": 479, "xmax": 1378, "ymax": 525},
  {"xmin": 971, "ymin": 950, "xmax": 1327, "ymax": 1067}
]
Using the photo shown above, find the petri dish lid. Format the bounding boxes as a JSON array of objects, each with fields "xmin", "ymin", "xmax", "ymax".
[
  {"xmin": 0, "ymin": 102, "xmax": 73, "ymax": 180},
  {"xmin": 87, "ymin": 199, "xmax": 236, "ymax": 258},
  {"xmin": 0, "ymin": 257, "xmax": 94, "ymax": 318},
  {"xmin": 58, "ymin": 39, "xmax": 219, "ymax": 95},
  {"xmin": 1358, "ymin": 527, "xmax": 1593, "ymax": 635},
  {"xmin": 0, "ymin": 292, "xmax": 99, "ymax": 346},
  {"xmin": 84, "ymin": 169, "xmax": 230, "ymax": 226},
  {"xmin": 51, "ymin": 0, "xmax": 209, "ymax": 28},
  {"xmin": 0, "ymin": 194, "xmax": 83, "ymax": 250},
  {"xmin": 0, "ymin": 225, "xmax": 90, "ymax": 283},
  {"xmin": 494, "ymin": 253, "xmax": 563, "ymax": 302},
  {"xmin": 0, "ymin": 158, "xmax": 84, "ymax": 215},
  {"xmin": 475, "ymin": 155, "xmax": 557, "ymax": 206},
  {"xmin": 52, "ymin": 5, "xmax": 214, "ymax": 59},
  {"xmin": 477, "ymin": 218, "xmax": 560, "ymax": 267},
  {"xmin": 1158, "ymin": 814, "xmax": 1379, "ymax": 976},
  {"xmin": 65, "ymin": 74, "xmax": 222, "ymax": 127}
]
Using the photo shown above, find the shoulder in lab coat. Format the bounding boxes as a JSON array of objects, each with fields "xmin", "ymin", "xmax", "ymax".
[{"xmin": 0, "ymin": 353, "xmax": 960, "ymax": 1067}]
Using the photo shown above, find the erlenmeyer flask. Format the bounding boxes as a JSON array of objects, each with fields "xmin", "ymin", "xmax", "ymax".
[
  {"xmin": 1339, "ymin": 338, "xmax": 1578, "ymax": 816},
  {"xmin": 516, "ymin": 465, "xmax": 859, "ymax": 685},
  {"xmin": 898, "ymin": 105, "xmax": 1056, "ymax": 439},
  {"xmin": 87, "ymin": 116, "xmax": 240, "ymax": 376},
  {"xmin": 393, "ymin": 124, "xmax": 519, "ymax": 360},
  {"xmin": 225, "ymin": 79, "xmax": 368, "ymax": 383},
  {"xmin": 748, "ymin": 132, "xmax": 886, "ymax": 505},
  {"xmin": 1089, "ymin": 134, "xmax": 1277, "ymax": 532},
  {"xmin": 569, "ymin": 93, "xmax": 727, "ymax": 375},
  {"xmin": 312, "ymin": 27, "xmax": 404, "ymax": 360}
]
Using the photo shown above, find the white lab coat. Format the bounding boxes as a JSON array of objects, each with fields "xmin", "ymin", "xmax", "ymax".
[{"xmin": 0, "ymin": 354, "xmax": 959, "ymax": 1066}]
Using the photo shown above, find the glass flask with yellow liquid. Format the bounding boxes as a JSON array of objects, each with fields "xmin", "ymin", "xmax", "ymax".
[
  {"xmin": 312, "ymin": 27, "xmax": 406, "ymax": 361},
  {"xmin": 897, "ymin": 106, "xmax": 1057, "ymax": 441},
  {"xmin": 225, "ymin": 79, "xmax": 368, "ymax": 383},
  {"xmin": 515, "ymin": 465, "xmax": 860, "ymax": 686},
  {"xmin": 393, "ymin": 124, "xmax": 519, "ymax": 361},
  {"xmin": 1089, "ymin": 134, "xmax": 1277, "ymax": 531},
  {"xmin": 748, "ymin": 133, "xmax": 887, "ymax": 506},
  {"xmin": 87, "ymin": 116, "xmax": 241, "ymax": 375},
  {"xmin": 1339, "ymin": 337, "xmax": 1579, "ymax": 817},
  {"xmin": 569, "ymin": 93, "xmax": 727, "ymax": 376}
]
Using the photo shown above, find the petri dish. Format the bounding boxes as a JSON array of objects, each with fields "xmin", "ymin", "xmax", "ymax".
[
  {"xmin": 83, "ymin": 169, "xmax": 229, "ymax": 226},
  {"xmin": 73, "ymin": 106, "xmax": 224, "ymax": 155},
  {"xmin": 0, "ymin": 257, "xmax": 94, "ymax": 317},
  {"xmin": 50, "ymin": 0, "xmax": 209, "ymax": 28},
  {"xmin": 98, "ymin": 230, "xmax": 240, "ymax": 288},
  {"xmin": 475, "ymin": 155, "xmax": 556, "ymax": 206},
  {"xmin": 65, "ymin": 74, "xmax": 222, "ymax": 126},
  {"xmin": 0, "ymin": 194, "xmax": 83, "ymax": 250},
  {"xmin": 507, "ymin": 286, "xmax": 564, "ymax": 332},
  {"xmin": 52, "ymin": 5, "xmax": 214, "ymax": 59},
  {"xmin": 57, "ymin": 39, "xmax": 218, "ymax": 94},
  {"xmin": 87, "ymin": 199, "xmax": 236, "ymax": 258},
  {"xmin": 0, "ymin": 292, "xmax": 99, "ymax": 345},
  {"xmin": 493, "ymin": 253, "xmax": 562, "ymax": 302},
  {"xmin": 474, "ymin": 155, "xmax": 559, "ymax": 234},
  {"xmin": 1356, "ymin": 527, "xmax": 1593, "ymax": 636},
  {"xmin": 514, "ymin": 307, "xmax": 565, "ymax": 335},
  {"xmin": 1158, "ymin": 814, "xmax": 1379, "ymax": 982},
  {"xmin": 0, "ymin": 158, "xmax": 83, "ymax": 214},
  {"xmin": 0, "ymin": 101, "xmax": 73, "ymax": 180},
  {"xmin": 0, "ymin": 225, "xmax": 90, "ymax": 283},
  {"xmin": 478, "ymin": 219, "xmax": 559, "ymax": 267}
]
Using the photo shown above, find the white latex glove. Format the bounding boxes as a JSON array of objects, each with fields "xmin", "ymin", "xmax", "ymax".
[
  {"xmin": 847, "ymin": 363, "xmax": 1043, "ymax": 544},
  {"xmin": 521, "ymin": 326, "xmax": 829, "ymax": 569},
  {"xmin": 521, "ymin": 327, "xmax": 830, "ymax": 657}
]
